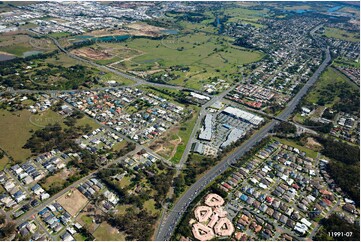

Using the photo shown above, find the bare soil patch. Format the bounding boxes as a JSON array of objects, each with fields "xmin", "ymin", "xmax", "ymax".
[{"xmin": 57, "ymin": 188, "xmax": 88, "ymax": 217}]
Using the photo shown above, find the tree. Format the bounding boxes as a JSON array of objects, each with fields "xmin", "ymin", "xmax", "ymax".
[{"xmin": 0, "ymin": 222, "xmax": 16, "ymax": 240}]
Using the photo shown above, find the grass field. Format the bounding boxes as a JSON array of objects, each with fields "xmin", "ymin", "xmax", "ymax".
[
  {"xmin": 333, "ymin": 56, "xmax": 360, "ymax": 68},
  {"xmin": 99, "ymin": 72, "xmax": 135, "ymax": 86},
  {"xmin": 0, "ymin": 109, "xmax": 65, "ymax": 161},
  {"xmin": 306, "ymin": 67, "xmax": 356, "ymax": 106},
  {"xmin": 0, "ymin": 107, "xmax": 98, "ymax": 162},
  {"xmin": 93, "ymin": 222, "xmax": 126, "ymax": 241},
  {"xmin": 224, "ymin": 6, "xmax": 269, "ymax": 23},
  {"xmin": 143, "ymin": 199, "xmax": 158, "ymax": 215},
  {"xmin": 111, "ymin": 32, "xmax": 263, "ymax": 90},
  {"xmin": 0, "ymin": 33, "xmax": 56, "ymax": 56},
  {"xmin": 324, "ymin": 27, "xmax": 359, "ymax": 43},
  {"xmin": 41, "ymin": 171, "xmax": 68, "ymax": 191},
  {"xmin": 76, "ymin": 116, "xmax": 101, "ymax": 130},
  {"xmin": 170, "ymin": 106, "xmax": 200, "ymax": 163},
  {"xmin": 0, "ymin": 156, "xmax": 11, "ymax": 171}
]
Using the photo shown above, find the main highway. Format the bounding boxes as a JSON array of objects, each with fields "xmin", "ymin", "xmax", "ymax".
[{"xmin": 155, "ymin": 46, "xmax": 331, "ymax": 240}]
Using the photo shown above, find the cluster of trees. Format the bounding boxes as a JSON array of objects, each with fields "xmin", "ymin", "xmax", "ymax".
[
  {"xmin": 183, "ymin": 155, "xmax": 217, "ymax": 186},
  {"xmin": 272, "ymin": 122, "xmax": 297, "ymax": 134},
  {"xmin": 0, "ymin": 218, "xmax": 16, "ymax": 240},
  {"xmin": 316, "ymin": 136, "xmax": 359, "ymax": 165},
  {"xmin": 314, "ymin": 214, "xmax": 360, "ymax": 241},
  {"xmin": 23, "ymin": 123, "xmax": 90, "ymax": 154},
  {"xmin": 148, "ymin": 169, "xmax": 175, "ymax": 205},
  {"xmin": 304, "ymin": 119, "xmax": 333, "ymax": 134},
  {"xmin": 316, "ymin": 136, "xmax": 360, "ymax": 204},
  {"xmin": 107, "ymin": 207, "xmax": 157, "ymax": 240}
]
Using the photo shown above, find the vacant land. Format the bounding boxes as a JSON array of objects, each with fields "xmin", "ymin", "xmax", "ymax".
[
  {"xmin": 150, "ymin": 105, "xmax": 199, "ymax": 163},
  {"xmin": 0, "ymin": 109, "xmax": 64, "ymax": 161},
  {"xmin": 110, "ymin": 32, "xmax": 263, "ymax": 90},
  {"xmin": 0, "ymin": 156, "xmax": 11, "ymax": 170},
  {"xmin": 0, "ymin": 32, "xmax": 56, "ymax": 57},
  {"xmin": 57, "ymin": 188, "xmax": 89, "ymax": 217},
  {"xmin": 224, "ymin": 6, "xmax": 269, "ymax": 23},
  {"xmin": 93, "ymin": 222, "xmax": 126, "ymax": 241},
  {"xmin": 305, "ymin": 67, "xmax": 357, "ymax": 106},
  {"xmin": 324, "ymin": 27, "xmax": 359, "ymax": 42}
]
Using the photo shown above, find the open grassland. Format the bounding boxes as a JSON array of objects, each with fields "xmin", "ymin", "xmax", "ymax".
[
  {"xmin": 111, "ymin": 32, "xmax": 263, "ymax": 90},
  {"xmin": 99, "ymin": 72, "xmax": 135, "ymax": 86},
  {"xmin": 43, "ymin": 53, "xmax": 85, "ymax": 67},
  {"xmin": 324, "ymin": 27, "xmax": 359, "ymax": 43},
  {"xmin": 0, "ymin": 156, "xmax": 11, "ymax": 170},
  {"xmin": 306, "ymin": 67, "xmax": 357, "ymax": 106},
  {"xmin": 0, "ymin": 109, "xmax": 64, "ymax": 161},
  {"xmin": 0, "ymin": 108, "xmax": 99, "ymax": 161},
  {"xmin": 0, "ymin": 33, "xmax": 34, "ymax": 56},
  {"xmin": 224, "ymin": 6, "xmax": 269, "ymax": 23},
  {"xmin": 93, "ymin": 222, "xmax": 126, "ymax": 241},
  {"xmin": 0, "ymin": 33, "xmax": 56, "ymax": 56}
]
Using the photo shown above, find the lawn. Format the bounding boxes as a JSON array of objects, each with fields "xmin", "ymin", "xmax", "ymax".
[
  {"xmin": 115, "ymin": 204, "xmax": 131, "ymax": 215},
  {"xmin": 93, "ymin": 222, "xmax": 126, "ymax": 241},
  {"xmin": 324, "ymin": 27, "xmax": 359, "ymax": 43},
  {"xmin": 0, "ymin": 109, "xmax": 64, "ymax": 161},
  {"xmin": 273, "ymin": 137, "xmax": 318, "ymax": 159}
]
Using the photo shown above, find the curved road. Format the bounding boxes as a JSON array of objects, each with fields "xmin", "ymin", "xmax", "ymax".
[{"xmin": 156, "ymin": 46, "xmax": 331, "ymax": 240}]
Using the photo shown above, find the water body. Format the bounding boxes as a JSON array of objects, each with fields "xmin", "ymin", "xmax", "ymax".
[
  {"xmin": 93, "ymin": 35, "xmax": 130, "ymax": 42},
  {"xmin": 327, "ymin": 6, "xmax": 343, "ymax": 12},
  {"xmin": 0, "ymin": 53, "xmax": 16, "ymax": 62},
  {"xmin": 23, "ymin": 50, "xmax": 43, "ymax": 58},
  {"xmin": 295, "ymin": 9, "xmax": 308, "ymax": 14}
]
